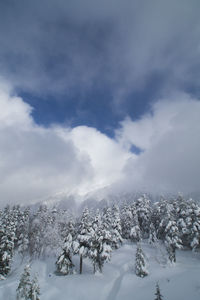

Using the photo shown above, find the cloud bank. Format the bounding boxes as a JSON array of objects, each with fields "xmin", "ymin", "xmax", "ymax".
[
  {"xmin": 0, "ymin": 84, "xmax": 199, "ymax": 205},
  {"xmin": 0, "ymin": 84, "xmax": 132, "ymax": 205},
  {"xmin": 115, "ymin": 93, "xmax": 200, "ymax": 194},
  {"xmin": 0, "ymin": 0, "xmax": 200, "ymax": 106},
  {"xmin": 0, "ymin": 1, "xmax": 200, "ymax": 204}
]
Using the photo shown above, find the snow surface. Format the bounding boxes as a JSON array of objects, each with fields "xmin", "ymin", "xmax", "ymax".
[{"xmin": 1, "ymin": 242, "xmax": 200, "ymax": 300}]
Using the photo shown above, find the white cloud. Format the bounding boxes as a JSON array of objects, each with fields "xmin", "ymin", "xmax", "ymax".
[
  {"xmin": 0, "ymin": 84, "xmax": 132, "ymax": 205},
  {"xmin": 115, "ymin": 93, "xmax": 200, "ymax": 194},
  {"xmin": 0, "ymin": 82, "xmax": 199, "ymax": 205},
  {"xmin": 0, "ymin": 0, "xmax": 200, "ymax": 102},
  {"xmin": 70, "ymin": 126, "xmax": 133, "ymax": 189},
  {"xmin": 0, "ymin": 83, "xmax": 33, "ymax": 129}
]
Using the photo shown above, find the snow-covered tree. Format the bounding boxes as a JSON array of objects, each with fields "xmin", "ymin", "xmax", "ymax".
[
  {"xmin": 121, "ymin": 204, "xmax": 133, "ymax": 239},
  {"xmin": 16, "ymin": 264, "xmax": 32, "ymax": 300},
  {"xmin": 135, "ymin": 195, "xmax": 151, "ymax": 238},
  {"xmin": 0, "ymin": 229, "xmax": 14, "ymax": 276},
  {"xmin": 154, "ymin": 282, "xmax": 163, "ymax": 300},
  {"xmin": 130, "ymin": 211, "xmax": 141, "ymax": 242},
  {"xmin": 189, "ymin": 202, "xmax": 200, "ymax": 251},
  {"xmin": 29, "ymin": 205, "xmax": 59, "ymax": 258},
  {"xmin": 102, "ymin": 207, "xmax": 112, "ymax": 232},
  {"xmin": 56, "ymin": 233, "xmax": 74, "ymax": 275},
  {"xmin": 76, "ymin": 208, "xmax": 93, "ymax": 274},
  {"xmin": 0, "ymin": 206, "xmax": 15, "ymax": 276},
  {"xmin": 151, "ymin": 201, "xmax": 161, "ymax": 233},
  {"xmin": 165, "ymin": 220, "xmax": 182, "ymax": 263},
  {"xmin": 89, "ymin": 210, "xmax": 112, "ymax": 273},
  {"xmin": 29, "ymin": 205, "xmax": 48, "ymax": 258},
  {"xmin": 17, "ymin": 208, "xmax": 30, "ymax": 257},
  {"xmin": 156, "ymin": 197, "xmax": 173, "ymax": 240},
  {"xmin": 29, "ymin": 275, "xmax": 40, "ymax": 300},
  {"xmin": 17, "ymin": 265, "xmax": 40, "ymax": 300},
  {"xmin": 148, "ymin": 223, "xmax": 158, "ymax": 245},
  {"xmin": 135, "ymin": 244, "xmax": 148, "ymax": 277},
  {"xmin": 111, "ymin": 205, "xmax": 123, "ymax": 249}
]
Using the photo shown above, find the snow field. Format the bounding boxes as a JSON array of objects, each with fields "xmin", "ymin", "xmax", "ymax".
[{"xmin": 0, "ymin": 242, "xmax": 200, "ymax": 300}]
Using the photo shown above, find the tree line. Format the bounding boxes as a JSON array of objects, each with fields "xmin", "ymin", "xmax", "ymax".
[{"xmin": 0, "ymin": 194, "xmax": 200, "ymax": 297}]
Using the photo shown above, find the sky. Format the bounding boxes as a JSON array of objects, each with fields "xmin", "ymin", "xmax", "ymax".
[{"xmin": 0, "ymin": 0, "xmax": 200, "ymax": 204}]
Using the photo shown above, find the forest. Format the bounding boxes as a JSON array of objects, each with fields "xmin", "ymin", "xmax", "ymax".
[{"xmin": 0, "ymin": 194, "xmax": 200, "ymax": 299}]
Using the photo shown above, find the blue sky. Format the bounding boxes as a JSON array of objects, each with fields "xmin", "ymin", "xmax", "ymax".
[
  {"xmin": 18, "ymin": 77, "xmax": 157, "ymax": 138},
  {"xmin": 1, "ymin": 0, "xmax": 199, "ymax": 134},
  {"xmin": 0, "ymin": 0, "xmax": 200, "ymax": 204}
]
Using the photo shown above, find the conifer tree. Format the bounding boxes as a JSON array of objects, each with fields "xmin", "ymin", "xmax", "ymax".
[
  {"xmin": 0, "ymin": 207, "xmax": 15, "ymax": 276},
  {"xmin": 102, "ymin": 207, "xmax": 112, "ymax": 232},
  {"xmin": 154, "ymin": 282, "xmax": 163, "ymax": 300},
  {"xmin": 148, "ymin": 223, "xmax": 158, "ymax": 245},
  {"xmin": 121, "ymin": 204, "xmax": 133, "ymax": 239},
  {"xmin": 29, "ymin": 207, "xmax": 45, "ymax": 258},
  {"xmin": 89, "ymin": 210, "xmax": 112, "ymax": 273},
  {"xmin": 111, "ymin": 204, "xmax": 123, "ymax": 249},
  {"xmin": 189, "ymin": 201, "xmax": 200, "ymax": 251},
  {"xmin": 56, "ymin": 233, "xmax": 74, "ymax": 275},
  {"xmin": 0, "ymin": 231, "xmax": 14, "ymax": 276},
  {"xmin": 135, "ymin": 195, "xmax": 151, "ymax": 238},
  {"xmin": 156, "ymin": 198, "xmax": 173, "ymax": 240},
  {"xmin": 17, "ymin": 208, "xmax": 30, "ymax": 257},
  {"xmin": 76, "ymin": 208, "xmax": 93, "ymax": 274},
  {"xmin": 29, "ymin": 275, "xmax": 40, "ymax": 300},
  {"xmin": 16, "ymin": 264, "xmax": 32, "ymax": 300},
  {"xmin": 135, "ymin": 244, "xmax": 148, "ymax": 277},
  {"xmin": 29, "ymin": 205, "xmax": 55, "ymax": 258},
  {"xmin": 165, "ymin": 220, "xmax": 182, "ymax": 263},
  {"xmin": 130, "ymin": 211, "xmax": 141, "ymax": 242}
]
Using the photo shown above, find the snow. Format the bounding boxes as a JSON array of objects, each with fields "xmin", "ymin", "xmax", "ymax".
[{"xmin": 0, "ymin": 242, "xmax": 200, "ymax": 300}]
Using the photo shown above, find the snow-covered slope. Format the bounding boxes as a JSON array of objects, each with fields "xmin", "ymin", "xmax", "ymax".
[{"xmin": 1, "ymin": 242, "xmax": 200, "ymax": 300}]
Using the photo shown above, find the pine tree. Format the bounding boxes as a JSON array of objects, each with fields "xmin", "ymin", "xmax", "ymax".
[
  {"xmin": 89, "ymin": 210, "xmax": 112, "ymax": 273},
  {"xmin": 121, "ymin": 204, "xmax": 133, "ymax": 239},
  {"xmin": 0, "ymin": 230, "xmax": 14, "ymax": 276},
  {"xmin": 189, "ymin": 201, "xmax": 200, "ymax": 251},
  {"xmin": 156, "ymin": 198, "xmax": 173, "ymax": 240},
  {"xmin": 56, "ymin": 233, "xmax": 74, "ymax": 275},
  {"xmin": 0, "ymin": 206, "xmax": 15, "ymax": 276},
  {"xmin": 102, "ymin": 207, "xmax": 112, "ymax": 232},
  {"xmin": 135, "ymin": 195, "xmax": 151, "ymax": 238},
  {"xmin": 56, "ymin": 209, "xmax": 74, "ymax": 242},
  {"xmin": 76, "ymin": 208, "xmax": 93, "ymax": 274},
  {"xmin": 154, "ymin": 282, "xmax": 163, "ymax": 300},
  {"xmin": 17, "ymin": 208, "xmax": 30, "ymax": 257},
  {"xmin": 29, "ymin": 207, "xmax": 45, "ymax": 258},
  {"xmin": 111, "ymin": 204, "xmax": 123, "ymax": 249},
  {"xmin": 135, "ymin": 244, "xmax": 148, "ymax": 277},
  {"xmin": 29, "ymin": 275, "xmax": 40, "ymax": 300},
  {"xmin": 182, "ymin": 198, "xmax": 199, "ymax": 249},
  {"xmin": 130, "ymin": 211, "xmax": 141, "ymax": 242},
  {"xmin": 148, "ymin": 223, "xmax": 158, "ymax": 245},
  {"xmin": 29, "ymin": 205, "xmax": 54, "ymax": 258},
  {"xmin": 16, "ymin": 264, "xmax": 32, "ymax": 300},
  {"xmin": 151, "ymin": 201, "xmax": 161, "ymax": 234},
  {"xmin": 165, "ymin": 220, "xmax": 182, "ymax": 263}
]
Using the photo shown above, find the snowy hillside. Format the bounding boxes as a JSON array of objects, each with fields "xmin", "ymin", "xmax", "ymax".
[
  {"xmin": 1, "ymin": 195, "xmax": 200, "ymax": 299},
  {"xmin": 1, "ymin": 242, "xmax": 200, "ymax": 300}
]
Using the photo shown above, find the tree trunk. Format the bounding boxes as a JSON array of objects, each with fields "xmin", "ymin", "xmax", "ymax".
[
  {"xmin": 98, "ymin": 258, "xmax": 102, "ymax": 273},
  {"xmin": 80, "ymin": 254, "xmax": 83, "ymax": 274},
  {"xmin": 99, "ymin": 263, "xmax": 102, "ymax": 273}
]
